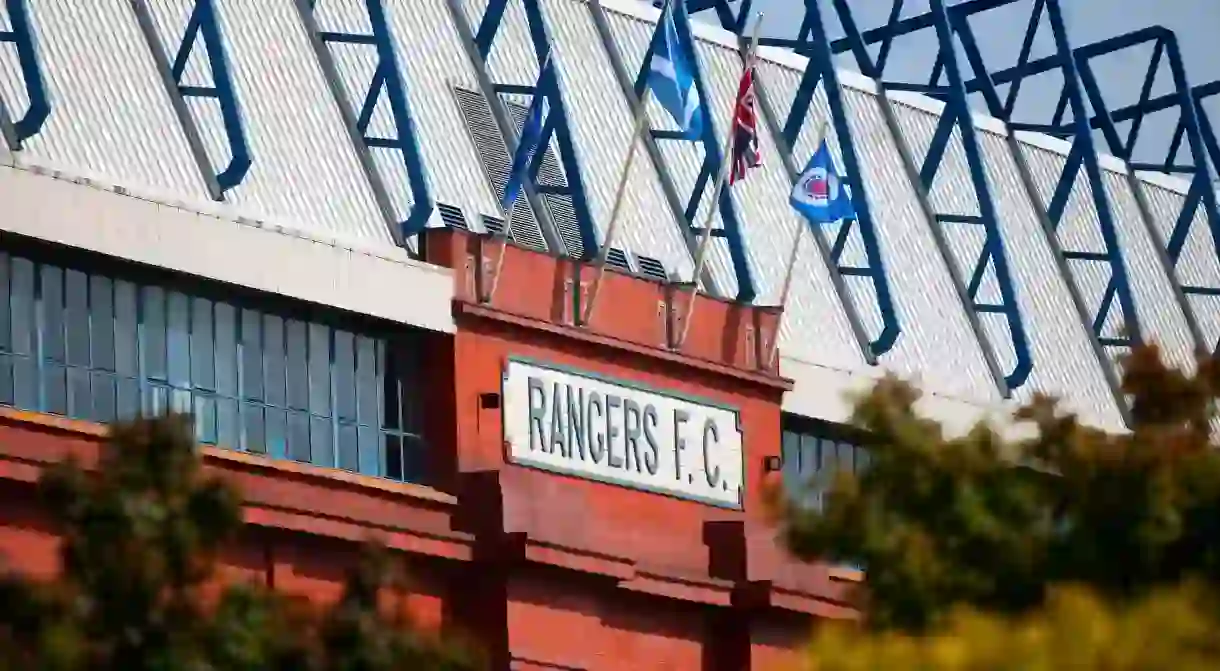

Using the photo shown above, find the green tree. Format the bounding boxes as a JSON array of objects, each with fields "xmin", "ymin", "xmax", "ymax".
[
  {"xmin": 803, "ymin": 583, "xmax": 1220, "ymax": 671},
  {"xmin": 773, "ymin": 344, "xmax": 1220, "ymax": 665},
  {"xmin": 0, "ymin": 414, "xmax": 479, "ymax": 671}
]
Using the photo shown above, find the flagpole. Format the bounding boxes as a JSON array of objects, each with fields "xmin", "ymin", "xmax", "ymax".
[
  {"xmin": 487, "ymin": 198, "xmax": 519, "ymax": 301},
  {"xmin": 583, "ymin": 0, "xmax": 673, "ymax": 325},
  {"xmin": 580, "ymin": 90, "xmax": 653, "ymax": 325},
  {"xmin": 676, "ymin": 13, "xmax": 764, "ymax": 349},
  {"xmin": 768, "ymin": 118, "xmax": 831, "ymax": 367},
  {"xmin": 488, "ymin": 48, "xmax": 554, "ymax": 304}
]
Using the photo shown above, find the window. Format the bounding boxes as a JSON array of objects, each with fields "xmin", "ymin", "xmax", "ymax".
[
  {"xmin": 0, "ymin": 245, "xmax": 428, "ymax": 484},
  {"xmin": 782, "ymin": 415, "xmax": 869, "ymax": 572},
  {"xmin": 780, "ymin": 416, "xmax": 870, "ymax": 511}
]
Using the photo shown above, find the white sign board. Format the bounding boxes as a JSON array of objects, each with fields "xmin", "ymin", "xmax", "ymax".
[{"xmin": 502, "ymin": 358, "xmax": 744, "ymax": 509}]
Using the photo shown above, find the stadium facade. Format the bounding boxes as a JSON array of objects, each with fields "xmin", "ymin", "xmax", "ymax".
[{"xmin": 0, "ymin": 0, "xmax": 1216, "ymax": 667}]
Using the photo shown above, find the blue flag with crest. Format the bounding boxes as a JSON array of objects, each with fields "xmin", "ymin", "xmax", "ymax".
[
  {"xmin": 645, "ymin": 0, "xmax": 703, "ymax": 139},
  {"xmin": 790, "ymin": 138, "xmax": 856, "ymax": 224}
]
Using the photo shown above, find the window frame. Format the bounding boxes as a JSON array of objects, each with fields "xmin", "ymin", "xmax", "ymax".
[{"xmin": 0, "ymin": 233, "xmax": 431, "ymax": 485}]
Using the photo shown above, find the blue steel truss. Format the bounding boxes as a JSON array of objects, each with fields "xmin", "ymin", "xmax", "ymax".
[
  {"xmin": 734, "ymin": 0, "xmax": 901, "ymax": 357},
  {"xmin": 473, "ymin": 0, "xmax": 599, "ymax": 259},
  {"xmin": 305, "ymin": 0, "xmax": 435, "ymax": 238},
  {"xmin": 635, "ymin": 0, "xmax": 757, "ymax": 303},
  {"xmin": 784, "ymin": 2, "xmax": 902, "ymax": 358},
  {"xmin": 168, "ymin": 0, "xmax": 251, "ymax": 193},
  {"xmin": 974, "ymin": 21, "xmax": 1220, "ymax": 353},
  {"xmin": 692, "ymin": 0, "xmax": 1031, "ymax": 386},
  {"xmin": 682, "ymin": 0, "xmax": 1220, "ymax": 396},
  {"xmin": 0, "ymin": 0, "xmax": 49, "ymax": 146}
]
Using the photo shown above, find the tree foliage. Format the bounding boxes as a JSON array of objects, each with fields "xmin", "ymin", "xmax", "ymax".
[
  {"xmin": 775, "ymin": 344, "xmax": 1220, "ymax": 665},
  {"xmin": 804, "ymin": 583, "xmax": 1220, "ymax": 671},
  {"xmin": 0, "ymin": 414, "xmax": 480, "ymax": 671}
]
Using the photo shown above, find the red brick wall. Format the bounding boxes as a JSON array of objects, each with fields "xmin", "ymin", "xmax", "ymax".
[
  {"xmin": 0, "ymin": 409, "xmax": 470, "ymax": 641},
  {"xmin": 0, "ymin": 228, "xmax": 861, "ymax": 669},
  {"xmin": 419, "ymin": 229, "xmax": 858, "ymax": 669}
]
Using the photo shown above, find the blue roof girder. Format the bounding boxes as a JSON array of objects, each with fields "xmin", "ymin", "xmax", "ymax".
[
  {"xmin": 688, "ymin": 0, "xmax": 879, "ymax": 362},
  {"xmin": 168, "ymin": 0, "xmax": 251, "ymax": 194},
  {"xmin": 632, "ymin": 0, "xmax": 758, "ymax": 303},
  {"xmin": 0, "ymin": 0, "xmax": 50, "ymax": 146},
  {"xmin": 943, "ymin": 0, "xmax": 1141, "ymax": 410},
  {"xmin": 473, "ymin": 0, "xmax": 599, "ymax": 260},
  {"xmin": 306, "ymin": 0, "xmax": 436, "ymax": 240},
  {"xmin": 790, "ymin": 0, "xmax": 1027, "ymax": 392},
  {"xmin": 1040, "ymin": 0, "xmax": 1143, "ymax": 350},
  {"xmin": 812, "ymin": 0, "xmax": 1220, "ymax": 357},
  {"xmin": 970, "ymin": 30, "xmax": 1220, "ymax": 272},
  {"xmin": 682, "ymin": 0, "xmax": 899, "ymax": 355},
  {"xmin": 765, "ymin": 2, "xmax": 903, "ymax": 359},
  {"xmin": 818, "ymin": 0, "xmax": 1149, "ymax": 399},
  {"xmin": 1061, "ymin": 36, "xmax": 1220, "ymax": 352}
]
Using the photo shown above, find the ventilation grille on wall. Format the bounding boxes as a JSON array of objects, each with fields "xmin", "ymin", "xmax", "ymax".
[
  {"xmin": 636, "ymin": 255, "xmax": 669, "ymax": 283},
  {"xmin": 482, "ymin": 214, "xmax": 506, "ymax": 236},
  {"xmin": 605, "ymin": 247, "xmax": 630, "ymax": 272},
  {"xmin": 454, "ymin": 86, "xmax": 592, "ymax": 258},
  {"xmin": 499, "ymin": 97, "xmax": 585, "ymax": 260},
  {"xmin": 436, "ymin": 202, "xmax": 468, "ymax": 230},
  {"xmin": 452, "ymin": 87, "xmax": 548, "ymax": 252},
  {"xmin": 453, "ymin": 88, "xmax": 675, "ymax": 284}
]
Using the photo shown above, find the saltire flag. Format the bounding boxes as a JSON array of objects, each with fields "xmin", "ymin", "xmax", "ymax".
[
  {"xmin": 789, "ymin": 138, "xmax": 856, "ymax": 224},
  {"xmin": 728, "ymin": 57, "xmax": 761, "ymax": 185},
  {"xmin": 645, "ymin": 0, "xmax": 703, "ymax": 139},
  {"xmin": 502, "ymin": 56, "xmax": 553, "ymax": 212}
]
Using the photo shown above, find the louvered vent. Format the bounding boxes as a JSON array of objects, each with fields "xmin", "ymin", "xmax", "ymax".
[
  {"xmin": 436, "ymin": 203, "xmax": 468, "ymax": 230},
  {"xmin": 605, "ymin": 247, "xmax": 631, "ymax": 272},
  {"xmin": 500, "ymin": 98, "xmax": 585, "ymax": 260},
  {"xmin": 452, "ymin": 88, "xmax": 548, "ymax": 252},
  {"xmin": 637, "ymin": 255, "xmax": 669, "ymax": 283},
  {"xmin": 482, "ymin": 214, "xmax": 506, "ymax": 236}
]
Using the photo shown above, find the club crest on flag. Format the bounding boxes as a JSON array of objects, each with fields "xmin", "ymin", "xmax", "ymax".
[
  {"xmin": 790, "ymin": 137, "xmax": 856, "ymax": 224},
  {"xmin": 797, "ymin": 166, "xmax": 839, "ymax": 206}
]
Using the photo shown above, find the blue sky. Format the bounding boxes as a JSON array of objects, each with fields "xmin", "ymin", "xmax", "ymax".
[{"xmin": 693, "ymin": 0, "xmax": 1219, "ymax": 176}]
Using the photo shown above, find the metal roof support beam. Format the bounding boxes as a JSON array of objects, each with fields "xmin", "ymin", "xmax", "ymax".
[
  {"xmin": 800, "ymin": 0, "xmax": 1220, "ymax": 360},
  {"xmin": 159, "ymin": 0, "xmax": 251, "ymax": 195},
  {"xmin": 467, "ymin": 0, "xmax": 600, "ymax": 260},
  {"xmin": 0, "ymin": 0, "xmax": 49, "ymax": 148},
  {"xmin": 765, "ymin": 1, "xmax": 896, "ymax": 361},
  {"xmin": 934, "ymin": 0, "xmax": 1139, "ymax": 419},
  {"xmin": 785, "ymin": 0, "xmax": 1022, "ymax": 393},
  {"xmin": 297, "ymin": 0, "xmax": 435, "ymax": 248}
]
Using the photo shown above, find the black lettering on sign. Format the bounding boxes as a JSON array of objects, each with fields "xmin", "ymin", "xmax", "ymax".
[
  {"xmin": 527, "ymin": 377, "xmax": 546, "ymax": 451},
  {"xmin": 673, "ymin": 409, "xmax": 690, "ymax": 481},
  {"xmin": 622, "ymin": 398, "xmax": 642, "ymax": 473},
  {"xmin": 549, "ymin": 382, "xmax": 568, "ymax": 457},
  {"xmin": 605, "ymin": 394, "xmax": 623, "ymax": 468},
  {"xmin": 642, "ymin": 404, "xmax": 660, "ymax": 475},
  {"xmin": 703, "ymin": 418, "xmax": 721, "ymax": 489},
  {"xmin": 518, "ymin": 367, "xmax": 737, "ymax": 501},
  {"xmin": 566, "ymin": 384, "xmax": 586, "ymax": 460},
  {"xmin": 587, "ymin": 391, "xmax": 605, "ymax": 464}
]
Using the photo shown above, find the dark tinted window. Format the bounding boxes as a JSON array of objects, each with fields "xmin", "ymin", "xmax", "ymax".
[
  {"xmin": 780, "ymin": 416, "xmax": 870, "ymax": 511},
  {"xmin": 0, "ymin": 247, "xmax": 428, "ymax": 484}
]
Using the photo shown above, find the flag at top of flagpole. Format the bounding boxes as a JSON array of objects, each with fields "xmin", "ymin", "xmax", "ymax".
[
  {"xmin": 646, "ymin": 0, "xmax": 703, "ymax": 139},
  {"xmin": 728, "ymin": 55, "xmax": 761, "ymax": 185},
  {"xmin": 790, "ymin": 138, "xmax": 855, "ymax": 224},
  {"xmin": 501, "ymin": 54, "xmax": 553, "ymax": 212}
]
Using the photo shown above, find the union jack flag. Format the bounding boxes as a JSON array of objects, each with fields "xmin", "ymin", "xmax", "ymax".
[{"xmin": 728, "ymin": 57, "xmax": 761, "ymax": 185}]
